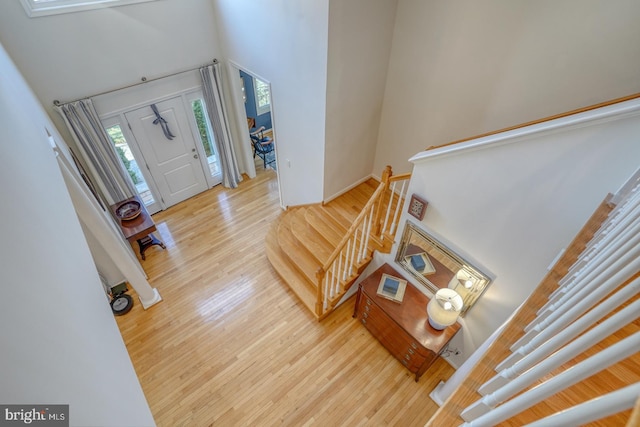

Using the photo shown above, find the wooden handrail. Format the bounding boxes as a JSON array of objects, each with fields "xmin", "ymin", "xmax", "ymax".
[
  {"xmin": 315, "ymin": 166, "xmax": 412, "ymax": 318},
  {"xmin": 320, "ymin": 182, "xmax": 386, "ymax": 273},
  {"xmin": 389, "ymin": 172, "xmax": 411, "ymax": 182},
  {"xmin": 426, "ymin": 92, "xmax": 640, "ymax": 152}
]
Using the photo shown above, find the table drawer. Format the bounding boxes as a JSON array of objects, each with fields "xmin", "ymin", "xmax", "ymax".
[
  {"xmin": 357, "ymin": 296, "xmax": 431, "ymax": 371},
  {"xmin": 359, "ymin": 294, "xmax": 430, "ymax": 358}
]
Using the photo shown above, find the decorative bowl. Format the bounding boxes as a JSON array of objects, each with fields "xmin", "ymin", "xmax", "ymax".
[{"xmin": 115, "ymin": 200, "xmax": 141, "ymax": 221}]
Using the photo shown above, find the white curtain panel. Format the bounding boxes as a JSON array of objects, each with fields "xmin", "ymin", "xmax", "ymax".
[
  {"xmin": 200, "ymin": 62, "xmax": 242, "ymax": 189},
  {"xmin": 56, "ymin": 99, "xmax": 136, "ymax": 205}
]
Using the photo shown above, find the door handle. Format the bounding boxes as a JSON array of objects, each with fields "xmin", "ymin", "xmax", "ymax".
[{"xmin": 193, "ymin": 154, "xmax": 199, "ymax": 159}]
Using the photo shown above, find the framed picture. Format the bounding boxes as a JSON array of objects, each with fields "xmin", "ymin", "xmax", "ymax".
[
  {"xmin": 376, "ymin": 273, "xmax": 407, "ymax": 303},
  {"xmin": 408, "ymin": 194, "xmax": 428, "ymax": 220}
]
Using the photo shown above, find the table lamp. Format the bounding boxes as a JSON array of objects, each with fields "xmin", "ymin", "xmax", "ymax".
[{"xmin": 427, "ymin": 288, "xmax": 463, "ymax": 330}]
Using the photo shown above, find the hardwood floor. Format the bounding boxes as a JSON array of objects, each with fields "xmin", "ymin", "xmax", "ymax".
[{"xmin": 116, "ymin": 169, "xmax": 454, "ymax": 426}]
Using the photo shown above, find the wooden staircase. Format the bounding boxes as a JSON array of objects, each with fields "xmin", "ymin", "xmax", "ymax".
[{"xmin": 266, "ymin": 167, "xmax": 411, "ymax": 320}]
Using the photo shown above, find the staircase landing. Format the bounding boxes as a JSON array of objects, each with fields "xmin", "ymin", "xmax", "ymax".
[{"xmin": 266, "ymin": 179, "xmax": 380, "ymax": 320}]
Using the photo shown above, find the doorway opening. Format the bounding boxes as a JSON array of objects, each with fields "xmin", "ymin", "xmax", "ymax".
[
  {"xmin": 227, "ymin": 63, "xmax": 279, "ymax": 181},
  {"xmin": 240, "ymin": 70, "xmax": 275, "ymax": 172}
]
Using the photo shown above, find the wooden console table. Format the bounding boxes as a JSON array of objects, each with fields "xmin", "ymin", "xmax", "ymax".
[
  {"xmin": 109, "ymin": 195, "xmax": 166, "ymax": 260},
  {"xmin": 353, "ymin": 263, "xmax": 460, "ymax": 381}
]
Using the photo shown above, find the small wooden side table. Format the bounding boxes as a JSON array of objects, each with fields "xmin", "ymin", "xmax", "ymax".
[
  {"xmin": 353, "ymin": 263, "xmax": 460, "ymax": 381},
  {"xmin": 110, "ymin": 195, "xmax": 166, "ymax": 260}
]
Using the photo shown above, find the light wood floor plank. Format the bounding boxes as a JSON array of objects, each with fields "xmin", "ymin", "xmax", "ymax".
[{"xmin": 116, "ymin": 169, "xmax": 453, "ymax": 426}]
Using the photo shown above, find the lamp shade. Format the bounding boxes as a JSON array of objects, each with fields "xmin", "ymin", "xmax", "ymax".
[{"xmin": 427, "ymin": 288, "xmax": 463, "ymax": 330}]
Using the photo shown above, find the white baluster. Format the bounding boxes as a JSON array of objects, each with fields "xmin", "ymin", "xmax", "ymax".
[
  {"xmin": 520, "ymin": 237, "xmax": 640, "ymax": 343},
  {"xmin": 586, "ymin": 189, "xmax": 640, "ymax": 249},
  {"xmin": 337, "ymin": 245, "xmax": 344, "ymax": 286},
  {"xmin": 610, "ymin": 170, "xmax": 640, "ymax": 206},
  {"xmin": 538, "ymin": 219, "xmax": 640, "ymax": 318},
  {"xmin": 461, "ymin": 332, "xmax": 640, "ymax": 425},
  {"xmin": 331, "ymin": 262, "xmax": 337, "ymax": 300},
  {"xmin": 488, "ymin": 283, "xmax": 640, "ymax": 389},
  {"xmin": 523, "ymin": 382, "xmax": 640, "ymax": 427},
  {"xmin": 361, "ymin": 208, "xmax": 374, "ymax": 263},
  {"xmin": 332, "ymin": 263, "xmax": 339, "ymax": 297},
  {"xmin": 562, "ymin": 206, "xmax": 640, "ymax": 286},
  {"xmin": 348, "ymin": 231, "xmax": 358, "ymax": 277},
  {"xmin": 381, "ymin": 184, "xmax": 394, "ymax": 237},
  {"xmin": 357, "ymin": 216, "xmax": 366, "ymax": 263},
  {"xmin": 323, "ymin": 274, "xmax": 329, "ymax": 310},
  {"xmin": 389, "ymin": 181, "xmax": 407, "ymax": 235},
  {"xmin": 557, "ymin": 191, "xmax": 640, "ymax": 290},
  {"xmin": 511, "ymin": 243, "xmax": 640, "ymax": 352}
]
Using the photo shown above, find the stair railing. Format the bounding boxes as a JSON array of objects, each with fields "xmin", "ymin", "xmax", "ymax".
[
  {"xmin": 315, "ymin": 166, "xmax": 411, "ymax": 318},
  {"xmin": 374, "ymin": 166, "xmax": 412, "ymax": 246}
]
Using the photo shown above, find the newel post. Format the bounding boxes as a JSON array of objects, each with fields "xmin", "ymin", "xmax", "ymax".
[{"xmin": 373, "ymin": 165, "xmax": 392, "ymax": 236}]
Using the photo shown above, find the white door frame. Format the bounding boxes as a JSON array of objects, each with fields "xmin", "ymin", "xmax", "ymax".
[
  {"xmin": 227, "ymin": 61, "xmax": 283, "ymax": 208},
  {"xmin": 97, "ymin": 78, "xmax": 223, "ymax": 211}
]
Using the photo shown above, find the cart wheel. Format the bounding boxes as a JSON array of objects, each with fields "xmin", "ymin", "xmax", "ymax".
[{"xmin": 111, "ymin": 294, "xmax": 133, "ymax": 315}]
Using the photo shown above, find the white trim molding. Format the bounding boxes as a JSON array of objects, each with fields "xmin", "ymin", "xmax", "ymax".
[
  {"xmin": 20, "ymin": 0, "xmax": 159, "ymax": 17},
  {"xmin": 410, "ymin": 97, "xmax": 640, "ymax": 164}
]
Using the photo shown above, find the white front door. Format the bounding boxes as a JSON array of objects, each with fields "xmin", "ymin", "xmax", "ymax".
[{"xmin": 125, "ymin": 97, "xmax": 208, "ymax": 208}]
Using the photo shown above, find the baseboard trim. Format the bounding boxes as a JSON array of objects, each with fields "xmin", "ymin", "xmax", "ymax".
[
  {"xmin": 323, "ymin": 174, "xmax": 377, "ymax": 204},
  {"xmin": 139, "ymin": 287, "xmax": 162, "ymax": 309}
]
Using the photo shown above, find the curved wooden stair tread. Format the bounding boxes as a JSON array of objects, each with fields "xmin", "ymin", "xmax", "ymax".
[
  {"xmin": 284, "ymin": 208, "xmax": 366, "ymax": 278},
  {"xmin": 265, "ymin": 172, "xmax": 409, "ymax": 321},
  {"xmin": 265, "ymin": 222, "xmax": 318, "ymax": 317},
  {"xmin": 305, "ymin": 206, "xmax": 348, "ymax": 247},
  {"xmin": 289, "ymin": 208, "xmax": 336, "ymax": 264},
  {"xmin": 276, "ymin": 212, "xmax": 322, "ymax": 285},
  {"xmin": 317, "ymin": 203, "xmax": 354, "ymax": 230}
]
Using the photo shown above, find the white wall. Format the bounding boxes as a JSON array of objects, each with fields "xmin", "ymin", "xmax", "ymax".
[
  {"xmin": 0, "ymin": 0, "xmax": 258, "ymax": 266},
  {"xmin": 375, "ymin": 0, "xmax": 640, "ymax": 175},
  {"xmin": 0, "ymin": 42, "xmax": 154, "ymax": 426},
  {"xmin": 383, "ymin": 101, "xmax": 640, "ymax": 366},
  {"xmin": 323, "ymin": 0, "xmax": 397, "ymax": 200},
  {"xmin": 213, "ymin": 0, "xmax": 329, "ymax": 207},
  {"xmin": 0, "ymin": 0, "xmax": 225, "ymax": 158}
]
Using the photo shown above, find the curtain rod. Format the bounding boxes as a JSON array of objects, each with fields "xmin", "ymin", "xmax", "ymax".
[{"xmin": 53, "ymin": 58, "xmax": 219, "ymax": 106}]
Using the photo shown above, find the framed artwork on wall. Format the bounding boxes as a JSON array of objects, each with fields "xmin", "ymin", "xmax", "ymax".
[{"xmin": 408, "ymin": 193, "xmax": 428, "ymax": 220}]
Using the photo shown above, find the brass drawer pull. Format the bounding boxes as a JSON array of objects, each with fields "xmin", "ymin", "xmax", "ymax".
[
  {"xmin": 363, "ymin": 312, "xmax": 368, "ymax": 319},
  {"xmin": 364, "ymin": 305, "xmax": 370, "ymax": 312},
  {"xmin": 411, "ymin": 342, "xmax": 418, "ymax": 349},
  {"xmin": 408, "ymin": 348, "xmax": 415, "ymax": 355},
  {"xmin": 366, "ymin": 299, "xmax": 372, "ymax": 305},
  {"xmin": 361, "ymin": 318, "xmax": 367, "ymax": 325},
  {"xmin": 404, "ymin": 354, "xmax": 411, "ymax": 360}
]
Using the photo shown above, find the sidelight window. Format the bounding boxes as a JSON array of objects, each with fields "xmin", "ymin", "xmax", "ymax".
[{"xmin": 105, "ymin": 123, "xmax": 154, "ymax": 206}]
